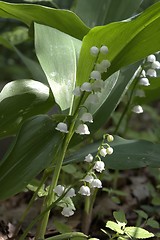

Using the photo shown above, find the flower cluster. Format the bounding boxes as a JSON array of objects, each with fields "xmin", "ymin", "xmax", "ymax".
[
  {"xmin": 53, "ymin": 185, "xmax": 76, "ymax": 217},
  {"xmin": 132, "ymin": 53, "xmax": 160, "ymax": 114},
  {"xmin": 78, "ymin": 134, "xmax": 114, "ymax": 197},
  {"xmin": 73, "ymin": 45, "xmax": 110, "ymax": 97}
]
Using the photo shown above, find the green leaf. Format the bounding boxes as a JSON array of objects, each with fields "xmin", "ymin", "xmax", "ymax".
[
  {"xmin": 54, "ymin": 219, "xmax": 72, "ymax": 234},
  {"xmin": 0, "ymin": 115, "xmax": 63, "ymax": 200},
  {"xmin": 14, "ymin": 47, "xmax": 48, "ymax": 84},
  {"xmin": 146, "ymin": 218, "xmax": 160, "ymax": 229},
  {"xmin": 134, "ymin": 210, "xmax": 148, "ymax": 220},
  {"xmin": 125, "ymin": 226, "xmax": 154, "ymax": 238},
  {"xmin": 0, "ymin": 1, "xmax": 89, "ymax": 40},
  {"xmin": 106, "ymin": 221, "xmax": 124, "ymax": 234},
  {"xmin": 0, "ymin": 79, "xmax": 54, "ymax": 138},
  {"xmin": 65, "ymin": 136, "xmax": 160, "ymax": 169},
  {"xmin": 113, "ymin": 210, "xmax": 127, "ymax": 227},
  {"xmin": 73, "ymin": 0, "xmax": 142, "ymax": 27},
  {"xmin": 35, "ymin": 23, "xmax": 81, "ymax": 111},
  {"xmin": 76, "ymin": 2, "xmax": 160, "ymax": 87}
]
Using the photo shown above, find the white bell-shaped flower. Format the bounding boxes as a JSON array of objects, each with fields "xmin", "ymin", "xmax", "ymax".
[
  {"xmin": 53, "ymin": 185, "xmax": 65, "ymax": 196},
  {"xmin": 83, "ymin": 175, "xmax": 94, "ymax": 183},
  {"xmin": 90, "ymin": 179, "xmax": 102, "ymax": 188},
  {"xmin": 81, "ymin": 82, "xmax": 92, "ymax": 92},
  {"xmin": 84, "ymin": 153, "xmax": 94, "ymax": 162},
  {"xmin": 73, "ymin": 86, "xmax": 81, "ymax": 96},
  {"xmin": 147, "ymin": 54, "xmax": 156, "ymax": 62},
  {"xmin": 146, "ymin": 69, "xmax": 157, "ymax": 77},
  {"xmin": 106, "ymin": 147, "xmax": 113, "ymax": 155},
  {"xmin": 95, "ymin": 60, "xmax": 111, "ymax": 73},
  {"xmin": 100, "ymin": 45, "xmax": 109, "ymax": 54},
  {"xmin": 107, "ymin": 135, "xmax": 114, "ymax": 142},
  {"xmin": 139, "ymin": 77, "xmax": 150, "ymax": 86},
  {"xmin": 78, "ymin": 185, "xmax": 91, "ymax": 196},
  {"xmin": 55, "ymin": 122, "xmax": 68, "ymax": 133},
  {"xmin": 92, "ymin": 80, "xmax": 104, "ymax": 92},
  {"xmin": 90, "ymin": 46, "xmax": 99, "ymax": 56},
  {"xmin": 75, "ymin": 124, "xmax": 90, "ymax": 135},
  {"xmin": 61, "ymin": 206, "xmax": 74, "ymax": 217},
  {"xmin": 90, "ymin": 70, "xmax": 101, "ymax": 80},
  {"xmin": 93, "ymin": 161, "xmax": 105, "ymax": 172},
  {"xmin": 151, "ymin": 61, "xmax": 160, "ymax": 69},
  {"xmin": 99, "ymin": 147, "xmax": 107, "ymax": 157},
  {"xmin": 132, "ymin": 105, "xmax": 143, "ymax": 114},
  {"xmin": 80, "ymin": 112, "xmax": 93, "ymax": 123},
  {"xmin": 65, "ymin": 188, "xmax": 76, "ymax": 198}
]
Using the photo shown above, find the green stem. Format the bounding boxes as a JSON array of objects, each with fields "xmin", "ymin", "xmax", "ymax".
[
  {"xmin": 19, "ymin": 189, "xmax": 72, "ymax": 240},
  {"xmin": 114, "ymin": 77, "xmax": 139, "ymax": 135},
  {"xmin": 14, "ymin": 170, "xmax": 49, "ymax": 237},
  {"xmin": 35, "ymin": 119, "xmax": 76, "ymax": 239}
]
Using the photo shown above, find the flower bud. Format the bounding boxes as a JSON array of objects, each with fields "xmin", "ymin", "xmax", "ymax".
[
  {"xmin": 100, "ymin": 45, "xmax": 109, "ymax": 54},
  {"xmin": 99, "ymin": 147, "xmax": 107, "ymax": 157},
  {"xmin": 107, "ymin": 135, "xmax": 114, "ymax": 142},
  {"xmin": 106, "ymin": 147, "xmax": 113, "ymax": 155},
  {"xmin": 90, "ymin": 46, "xmax": 99, "ymax": 56}
]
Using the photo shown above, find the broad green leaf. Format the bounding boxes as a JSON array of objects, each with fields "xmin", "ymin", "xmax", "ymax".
[
  {"xmin": 113, "ymin": 210, "xmax": 127, "ymax": 227},
  {"xmin": 35, "ymin": 23, "xmax": 81, "ymax": 111},
  {"xmin": 125, "ymin": 226, "xmax": 154, "ymax": 238},
  {"xmin": 73, "ymin": 0, "xmax": 142, "ymax": 27},
  {"xmin": 0, "ymin": 115, "xmax": 63, "ymax": 200},
  {"xmin": 14, "ymin": 47, "xmax": 48, "ymax": 84},
  {"xmin": 76, "ymin": 2, "xmax": 160, "ymax": 87},
  {"xmin": 0, "ymin": 1, "xmax": 89, "ymax": 40},
  {"xmin": 65, "ymin": 136, "xmax": 160, "ymax": 170},
  {"xmin": 0, "ymin": 79, "xmax": 54, "ymax": 138},
  {"xmin": 106, "ymin": 221, "xmax": 124, "ymax": 234}
]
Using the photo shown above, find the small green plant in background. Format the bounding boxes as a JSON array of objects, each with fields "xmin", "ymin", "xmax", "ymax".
[{"xmin": 103, "ymin": 210, "xmax": 155, "ymax": 239}]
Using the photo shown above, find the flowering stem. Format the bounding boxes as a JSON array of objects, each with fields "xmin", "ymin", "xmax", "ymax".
[
  {"xmin": 114, "ymin": 77, "xmax": 139, "ymax": 135},
  {"xmin": 35, "ymin": 119, "xmax": 76, "ymax": 239}
]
